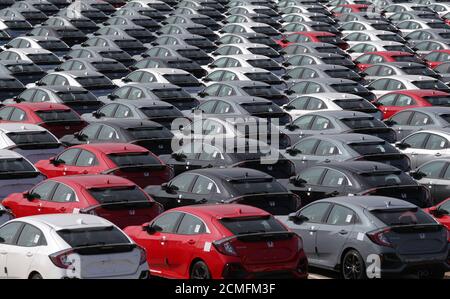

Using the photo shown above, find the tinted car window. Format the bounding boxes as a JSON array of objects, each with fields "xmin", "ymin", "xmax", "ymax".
[
  {"xmin": 57, "ymin": 226, "xmax": 130, "ymax": 247},
  {"xmin": 299, "ymin": 202, "xmax": 331, "ymax": 223},
  {"xmin": 371, "ymin": 208, "xmax": 435, "ymax": 225},
  {"xmin": 177, "ymin": 214, "xmax": 206, "ymax": 234},
  {"xmin": 326, "ymin": 205, "xmax": 355, "ymax": 225},
  {"xmin": 107, "ymin": 153, "xmax": 161, "ymax": 166},
  {"xmin": 0, "ymin": 222, "xmax": 23, "ymax": 245},
  {"xmin": 16, "ymin": 224, "xmax": 45, "ymax": 247},
  {"xmin": 88, "ymin": 186, "xmax": 149, "ymax": 204},
  {"xmin": 220, "ymin": 216, "xmax": 286, "ymax": 235}
]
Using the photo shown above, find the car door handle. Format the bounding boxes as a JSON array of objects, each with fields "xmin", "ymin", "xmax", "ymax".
[
  {"xmin": 339, "ymin": 230, "xmax": 348, "ymax": 235},
  {"xmin": 435, "ymin": 153, "xmax": 442, "ymax": 157},
  {"xmin": 26, "ymin": 252, "xmax": 33, "ymax": 257},
  {"xmin": 187, "ymin": 240, "xmax": 195, "ymax": 245}
]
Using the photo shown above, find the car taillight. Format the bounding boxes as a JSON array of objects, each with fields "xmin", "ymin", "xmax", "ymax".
[
  {"xmin": 213, "ymin": 239, "xmax": 237, "ymax": 256},
  {"xmin": 367, "ymin": 228, "xmax": 393, "ymax": 247},
  {"xmin": 49, "ymin": 249, "xmax": 76, "ymax": 269},
  {"xmin": 137, "ymin": 246, "xmax": 147, "ymax": 265}
]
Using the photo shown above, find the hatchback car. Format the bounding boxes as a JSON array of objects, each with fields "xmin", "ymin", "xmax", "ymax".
[
  {"xmin": 125, "ymin": 204, "xmax": 308, "ymax": 279},
  {"xmin": 425, "ymin": 198, "xmax": 450, "ymax": 230}
]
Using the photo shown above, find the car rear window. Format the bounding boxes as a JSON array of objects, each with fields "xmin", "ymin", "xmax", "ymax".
[
  {"xmin": 349, "ymin": 142, "xmax": 398, "ymax": 155},
  {"xmin": 242, "ymin": 86, "xmax": 279, "ymax": 97},
  {"xmin": 115, "ymin": 40, "xmax": 143, "ymax": 48},
  {"xmin": 247, "ymin": 59, "xmax": 280, "ymax": 69},
  {"xmin": 177, "ymin": 49, "xmax": 206, "ymax": 58},
  {"xmin": 28, "ymin": 54, "xmax": 60, "ymax": 64},
  {"xmin": 108, "ymin": 153, "xmax": 161, "ymax": 166},
  {"xmin": 378, "ymin": 34, "xmax": 404, "ymax": 42},
  {"xmin": 4, "ymin": 21, "xmax": 31, "ymax": 29},
  {"xmin": 392, "ymin": 55, "xmax": 423, "ymax": 63},
  {"xmin": 370, "ymin": 208, "xmax": 435, "ymax": 226},
  {"xmin": 100, "ymin": 51, "xmax": 130, "ymax": 60},
  {"xmin": 321, "ymin": 57, "xmax": 351, "ymax": 65},
  {"xmin": 6, "ymin": 64, "xmax": 42, "ymax": 73},
  {"xmin": 229, "ymin": 178, "xmax": 286, "ymax": 195},
  {"xmin": 140, "ymin": 106, "xmax": 183, "ymax": 118},
  {"xmin": 412, "ymin": 80, "xmax": 450, "ymax": 90},
  {"xmin": 334, "ymin": 99, "xmax": 373, "ymax": 109},
  {"xmin": 151, "ymin": 88, "xmax": 191, "ymax": 99},
  {"xmin": 57, "ymin": 226, "xmax": 130, "ymax": 247},
  {"xmin": 0, "ymin": 79, "xmax": 23, "ymax": 89},
  {"xmin": 0, "ymin": 158, "xmax": 35, "ymax": 173},
  {"xmin": 37, "ymin": 40, "xmax": 68, "ymax": 50},
  {"xmin": 401, "ymin": 66, "xmax": 436, "ymax": 76},
  {"xmin": 331, "ymin": 83, "xmax": 367, "ymax": 93},
  {"xmin": 341, "ymin": 117, "xmax": 384, "ymax": 129},
  {"xmin": 162, "ymin": 74, "xmax": 200, "ymax": 85},
  {"xmin": 35, "ymin": 110, "xmax": 80, "ymax": 122},
  {"xmin": 91, "ymin": 61, "xmax": 126, "ymax": 71},
  {"xmin": 248, "ymin": 47, "xmax": 278, "ymax": 57},
  {"xmin": 423, "ymin": 96, "xmax": 450, "ymax": 106},
  {"xmin": 240, "ymin": 102, "xmax": 283, "ymax": 114},
  {"xmin": 125, "ymin": 127, "xmax": 172, "ymax": 139},
  {"xmin": 324, "ymin": 69, "xmax": 360, "ymax": 80},
  {"xmin": 57, "ymin": 91, "xmax": 98, "ymax": 102},
  {"xmin": 88, "ymin": 186, "xmax": 149, "ymax": 204},
  {"xmin": 7, "ymin": 131, "xmax": 58, "ymax": 145},
  {"xmin": 359, "ymin": 171, "xmax": 415, "ymax": 187},
  {"xmin": 76, "ymin": 76, "xmax": 112, "ymax": 87},
  {"xmin": 244, "ymin": 72, "xmax": 280, "ymax": 82},
  {"xmin": 219, "ymin": 216, "xmax": 287, "ymax": 235}
]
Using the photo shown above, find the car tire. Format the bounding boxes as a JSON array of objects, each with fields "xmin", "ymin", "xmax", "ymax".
[
  {"xmin": 190, "ymin": 261, "xmax": 211, "ymax": 279},
  {"xmin": 341, "ymin": 250, "xmax": 367, "ymax": 280},
  {"xmin": 30, "ymin": 273, "xmax": 42, "ymax": 279}
]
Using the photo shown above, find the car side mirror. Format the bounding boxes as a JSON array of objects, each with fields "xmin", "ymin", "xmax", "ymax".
[
  {"xmin": 143, "ymin": 224, "xmax": 162, "ymax": 235},
  {"xmin": 288, "ymin": 212, "xmax": 308, "ymax": 223},
  {"xmin": 285, "ymin": 123, "xmax": 299, "ymax": 131},
  {"xmin": 289, "ymin": 176, "xmax": 306, "ymax": 187},
  {"xmin": 92, "ymin": 110, "xmax": 104, "ymax": 119},
  {"xmin": 50, "ymin": 157, "xmax": 62, "ymax": 166},
  {"xmin": 283, "ymin": 104, "xmax": 295, "ymax": 111},
  {"xmin": 431, "ymin": 207, "xmax": 449, "ymax": 218},
  {"xmin": 198, "ymin": 91, "xmax": 208, "ymax": 98},
  {"xmin": 54, "ymin": 67, "xmax": 63, "ymax": 72},
  {"xmin": 171, "ymin": 152, "xmax": 186, "ymax": 161},
  {"xmin": 282, "ymin": 62, "xmax": 291, "ymax": 67},
  {"xmin": 63, "ymin": 55, "xmax": 72, "ymax": 60},
  {"xmin": 35, "ymin": 81, "xmax": 45, "ymax": 86},
  {"xmin": 286, "ymin": 147, "xmax": 301, "ymax": 156},
  {"xmin": 281, "ymin": 75, "xmax": 290, "ymax": 80},
  {"xmin": 93, "ymin": 32, "xmax": 100, "ymax": 36},
  {"xmin": 208, "ymin": 64, "xmax": 216, "ymax": 69},
  {"xmin": 81, "ymin": 43, "xmax": 88, "ymax": 47},
  {"xmin": 4, "ymin": 44, "xmax": 11, "ymax": 49},
  {"xmin": 285, "ymin": 90, "xmax": 295, "ymax": 95},
  {"xmin": 122, "ymin": 77, "xmax": 132, "ymax": 83},
  {"xmin": 410, "ymin": 170, "xmax": 427, "ymax": 180},
  {"xmin": 203, "ymin": 77, "xmax": 212, "ymax": 82},
  {"xmin": 128, "ymin": 66, "xmax": 137, "ymax": 71},
  {"xmin": 107, "ymin": 94, "xmax": 119, "ymax": 100},
  {"xmin": 74, "ymin": 131, "xmax": 87, "ymax": 141},
  {"xmin": 13, "ymin": 96, "xmax": 24, "ymax": 103},
  {"xmin": 366, "ymin": 85, "xmax": 375, "ymax": 91},
  {"xmin": 24, "ymin": 192, "xmax": 36, "ymax": 201},
  {"xmin": 395, "ymin": 142, "xmax": 411, "ymax": 150},
  {"xmin": 384, "ymin": 119, "xmax": 396, "ymax": 127}
]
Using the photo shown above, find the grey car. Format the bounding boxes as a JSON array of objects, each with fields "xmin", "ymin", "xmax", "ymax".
[
  {"xmin": 284, "ymin": 133, "xmax": 411, "ymax": 172},
  {"xmin": 282, "ymin": 110, "xmax": 396, "ymax": 144},
  {"xmin": 277, "ymin": 196, "xmax": 450, "ymax": 279},
  {"xmin": 54, "ymin": 58, "xmax": 130, "ymax": 80},
  {"xmin": 280, "ymin": 42, "xmax": 350, "ymax": 59},
  {"xmin": 385, "ymin": 107, "xmax": 450, "ymax": 140},
  {"xmin": 283, "ymin": 64, "xmax": 364, "ymax": 83}
]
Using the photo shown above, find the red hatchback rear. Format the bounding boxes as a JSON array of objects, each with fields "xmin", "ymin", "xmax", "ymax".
[
  {"xmin": 124, "ymin": 204, "xmax": 308, "ymax": 279},
  {"xmin": 2, "ymin": 175, "xmax": 163, "ymax": 228},
  {"xmin": 0, "ymin": 103, "xmax": 87, "ymax": 138},
  {"xmin": 35, "ymin": 143, "xmax": 174, "ymax": 188}
]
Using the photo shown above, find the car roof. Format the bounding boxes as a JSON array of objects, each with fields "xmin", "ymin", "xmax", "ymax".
[
  {"xmin": 318, "ymin": 196, "xmax": 417, "ymax": 210},
  {"xmin": 188, "ymin": 167, "xmax": 273, "ymax": 180},
  {"xmin": 172, "ymin": 203, "xmax": 270, "ymax": 219},
  {"xmin": 22, "ymin": 214, "xmax": 114, "ymax": 231},
  {"xmin": 73, "ymin": 143, "xmax": 149, "ymax": 154},
  {"xmin": 0, "ymin": 123, "xmax": 48, "ymax": 133},
  {"xmin": 50, "ymin": 174, "xmax": 136, "ymax": 189}
]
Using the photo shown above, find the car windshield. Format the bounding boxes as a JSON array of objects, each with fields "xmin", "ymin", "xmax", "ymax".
[
  {"xmin": 35, "ymin": 110, "xmax": 80, "ymax": 122},
  {"xmin": 140, "ymin": 106, "xmax": 183, "ymax": 118},
  {"xmin": 349, "ymin": 142, "xmax": 398, "ymax": 155},
  {"xmin": 107, "ymin": 152, "xmax": 161, "ymax": 166},
  {"xmin": 76, "ymin": 76, "xmax": 112, "ymax": 87},
  {"xmin": 360, "ymin": 171, "xmax": 415, "ymax": 187},
  {"xmin": 37, "ymin": 41, "xmax": 68, "ymax": 50},
  {"xmin": 244, "ymin": 72, "xmax": 280, "ymax": 82},
  {"xmin": 242, "ymin": 86, "xmax": 279, "ymax": 97},
  {"xmin": 0, "ymin": 79, "xmax": 23, "ymax": 88},
  {"xmin": 413, "ymin": 80, "xmax": 450, "ymax": 90},
  {"xmin": 91, "ymin": 61, "xmax": 126, "ymax": 71},
  {"xmin": 371, "ymin": 208, "xmax": 435, "ymax": 225},
  {"xmin": 57, "ymin": 91, "xmax": 98, "ymax": 102},
  {"xmin": 229, "ymin": 178, "xmax": 286, "ymax": 195},
  {"xmin": 88, "ymin": 186, "xmax": 149, "ymax": 204},
  {"xmin": 423, "ymin": 96, "xmax": 450, "ymax": 106},
  {"xmin": 0, "ymin": 158, "xmax": 35, "ymax": 173},
  {"xmin": 331, "ymin": 83, "xmax": 367, "ymax": 93},
  {"xmin": 6, "ymin": 64, "xmax": 42, "ymax": 73},
  {"xmin": 341, "ymin": 117, "xmax": 384, "ymax": 129},
  {"xmin": 4, "ymin": 21, "xmax": 31, "ymax": 29},
  {"xmin": 220, "ymin": 216, "xmax": 287, "ymax": 235},
  {"xmin": 240, "ymin": 102, "xmax": 283, "ymax": 114},
  {"xmin": 57, "ymin": 226, "xmax": 130, "ymax": 247},
  {"xmin": 28, "ymin": 54, "xmax": 60, "ymax": 64},
  {"xmin": 247, "ymin": 59, "xmax": 279, "ymax": 69},
  {"xmin": 7, "ymin": 131, "xmax": 58, "ymax": 145}
]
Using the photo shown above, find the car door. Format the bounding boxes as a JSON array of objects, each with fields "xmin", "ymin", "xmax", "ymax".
[
  {"xmin": 13, "ymin": 181, "xmax": 58, "ymax": 217},
  {"xmin": 289, "ymin": 167, "xmax": 327, "ymax": 205},
  {"xmin": 155, "ymin": 173, "xmax": 197, "ymax": 209},
  {"xmin": 50, "ymin": 148, "xmax": 82, "ymax": 177},
  {"xmin": 170, "ymin": 213, "xmax": 208, "ymax": 278},
  {"xmin": 139, "ymin": 212, "xmax": 183, "ymax": 275},
  {"xmin": 0, "ymin": 222, "xmax": 24, "ymax": 279},
  {"xmin": 283, "ymin": 202, "xmax": 332, "ymax": 264},
  {"xmin": 415, "ymin": 161, "xmax": 449, "ymax": 204},
  {"xmin": 418, "ymin": 133, "xmax": 450, "ymax": 167},
  {"xmin": 315, "ymin": 204, "xmax": 356, "ymax": 268},
  {"xmin": 6, "ymin": 224, "xmax": 46, "ymax": 279},
  {"xmin": 399, "ymin": 132, "xmax": 429, "ymax": 169},
  {"xmin": 41, "ymin": 182, "xmax": 78, "ymax": 214},
  {"xmin": 285, "ymin": 138, "xmax": 320, "ymax": 171}
]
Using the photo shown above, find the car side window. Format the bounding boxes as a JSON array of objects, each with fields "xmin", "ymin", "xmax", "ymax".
[
  {"xmin": 80, "ymin": 123, "xmax": 102, "ymax": 139},
  {"xmin": 169, "ymin": 173, "xmax": 196, "ymax": 192},
  {"xmin": 31, "ymin": 181, "xmax": 58, "ymax": 201},
  {"xmin": 425, "ymin": 134, "xmax": 448, "ymax": 150},
  {"xmin": 419, "ymin": 161, "xmax": 447, "ymax": 179},
  {"xmin": 177, "ymin": 214, "xmax": 206, "ymax": 235},
  {"xmin": 9, "ymin": 108, "xmax": 27, "ymax": 121},
  {"xmin": 404, "ymin": 133, "xmax": 428, "ymax": 148},
  {"xmin": 299, "ymin": 167, "xmax": 326, "ymax": 185},
  {"xmin": 321, "ymin": 169, "xmax": 349, "ymax": 187},
  {"xmin": 298, "ymin": 202, "xmax": 331, "ymax": 223},
  {"xmin": 214, "ymin": 101, "xmax": 234, "ymax": 114},
  {"xmin": 97, "ymin": 126, "xmax": 119, "ymax": 141},
  {"xmin": 75, "ymin": 150, "xmax": 97, "ymax": 167},
  {"xmin": 315, "ymin": 141, "xmax": 339, "ymax": 156},
  {"xmin": 191, "ymin": 176, "xmax": 217, "ymax": 195},
  {"xmin": 198, "ymin": 101, "xmax": 217, "ymax": 113},
  {"xmin": 410, "ymin": 112, "xmax": 433, "ymax": 126},
  {"xmin": 311, "ymin": 116, "xmax": 333, "ymax": 130},
  {"xmin": 152, "ymin": 212, "xmax": 183, "ymax": 233},
  {"xmin": 99, "ymin": 104, "xmax": 117, "ymax": 117},
  {"xmin": 114, "ymin": 105, "xmax": 133, "ymax": 118},
  {"xmin": 0, "ymin": 107, "xmax": 14, "ymax": 120},
  {"xmin": 326, "ymin": 205, "xmax": 355, "ymax": 225},
  {"xmin": 390, "ymin": 111, "xmax": 412, "ymax": 125},
  {"xmin": 58, "ymin": 149, "xmax": 81, "ymax": 165},
  {"xmin": 293, "ymin": 139, "xmax": 319, "ymax": 155},
  {"xmin": 0, "ymin": 222, "xmax": 23, "ymax": 245},
  {"xmin": 292, "ymin": 115, "xmax": 315, "ymax": 129},
  {"xmin": 377, "ymin": 94, "xmax": 397, "ymax": 106},
  {"xmin": 52, "ymin": 183, "xmax": 76, "ymax": 203}
]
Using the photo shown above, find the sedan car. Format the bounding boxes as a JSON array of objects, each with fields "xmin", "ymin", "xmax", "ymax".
[
  {"xmin": 284, "ymin": 133, "xmax": 410, "ymax": 172},
  {"xmin": 2, "ymin": 174, "xmax": 162, "ymax": 228},
  {"xmin": 65, "ymin": 46, "xmax": 136, "ymax": 67},
  {"xmin": 278, "ymin": 196, "xmax": 449, "ymax": 279},
  {"xmin": 367, "ymin": 76, "xmax": 450, "ymax": 98},
  {"xmin": 0, "ymin": 48, "xmax": 61, "ymax": 72},
  {"xmin": 54, "ymin": 58, "xmax": 130, "ymax": 80},
  {"xmin": 144, "ymin": 168, "xmax": 301, "ymax": 214},
  {"xmin": 125, "ymin": 204, "xmax": 308, "ymax": 279},
  {"xmin": 35, "ymin": 143, "xmax": 173, "ymax": 188},
  {"xmin": 0, "ymin": 60, "xmax": 46, "ymax": 86},
  {"xmin": 287, "ymin": 161, "xmax": 433, "ymax": 208},
  {"xmin": 354, "ymin": 51, "xmax": 424, "ymax": 71},
  {"xmin": 0, "ymin": 214, "xmax": 149, "ymax": 279}
]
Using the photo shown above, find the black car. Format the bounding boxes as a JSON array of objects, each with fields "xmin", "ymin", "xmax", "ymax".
[
  {"xmin": 130, "ymin": 57, "xmax": 207, "ymax": 79},
  {"xmin": 60, "ymin": 119, "xmax": 175, "ymax": 155},
  {"xmin": 287, "ymin": 161, "xmax": 433, "ymax": 208},
  {"xmin": 144, "ymin": 167, "xmax": 301, "ymax": 214},
  {"xmin": 10, "ymin": 86, "xmax": 103, "ymax": 115},
  {"xmin": 28, "ymin": 26, "xmax": 88, "ymax": 47},
  {"xmin": 162, "ymin": 138, "xmax": 296, "ymax": 180},
  {"xmin": 0, "ymin": 60, "xmax": 46, "ymax": 85}
]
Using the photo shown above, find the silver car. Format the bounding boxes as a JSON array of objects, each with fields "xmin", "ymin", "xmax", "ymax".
[{"xmin": 277, "ymin": 196, "xmax": 450, "ymax": 279}]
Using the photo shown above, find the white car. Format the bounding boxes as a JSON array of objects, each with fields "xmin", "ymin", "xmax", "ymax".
[
  {"xmin": 112, "ymin": 68, "xmax": 204, "ymax": 94},
  {"xmin": 211, "ymin": 43, "xmax": 282, "ymax": 62},
  {"xmin": 220, "ymin": 22, "xmax": 280, "ymax": 39},
  {"xmin": 0, "ymin": 48, "xmax": 61, "ymax": 71},
  {"xmin": 366, "ymin": 75, "xmax": 450, "ymax": 97},
  {"xmin": 347, "ymin": 41, "xmax": 414, "ymax": 59},
  {"xmin": 0, "ymin": 214, "xmax": 149, "ymax": 279},
  {"xmin": 343, "ymin": 30, "xmax": 407, "ymax": 44},
  {"xmin": 339, "ymin": 21, "xmax": 399, "ymax": 36},
  {"xmin": 281, "ymin": 92, "xmax": 382, "ymax": 120},
  {"xmin": 0, "ymin": 36, "xmax": 69, "ymax": 55},
  {"xmin": 205, "ymin": 54, "xmax": 285, "ymax": 76},
  {"xmin": 202, "ymin": 67, "xmax": 285, "ymax": 89},
  {"xmin": 396, "ymin": 19, "xmax": 450, "ymax": 35}
]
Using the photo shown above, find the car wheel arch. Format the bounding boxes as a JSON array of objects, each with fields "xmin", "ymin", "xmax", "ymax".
[
  {"xmin": 28, "ymin": 271, "xmax": 42, "ymax": 279},
  {"xmin": 189, "ymin": 257, "xmax": 209, "ymax": 278}
]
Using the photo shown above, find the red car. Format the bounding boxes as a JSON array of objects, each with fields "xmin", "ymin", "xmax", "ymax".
[
  {"xmin": 35, "ymin": 143, "xmax": 174, "ymax": 188},
  {"xmin": 2, "ymin": 174, "xmax": 163, "ymax": 228},
  {"xmin": 373, "ymin": 90, "xmax": 450, "ymax": 119},
  {"xmin": 276, "ymin": 31, "xmax": 349, "ymax": 50},
  {"xmin": 423, "ymin": 50, "xmax": 450, "ymax": 69},
  {"xmin": 124, "ymin": 204, "xmax": 308, "ymax": 279},
  {"xmin": 0, "ymin": 103, "xmax": 87, "ymax": 138},
  {"xmin": 425, "ymin": 198, "xmax": 450, "ymax": 233},
  {"xmin": 354, "ymin": 51, "xmax": 425, "ymax": 71}
]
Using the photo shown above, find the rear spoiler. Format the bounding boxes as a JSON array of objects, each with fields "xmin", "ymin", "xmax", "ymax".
[
  {"xmin": 5, "ymin": 143, "xmax": 63, "ymax": 150},
  {"xmin": 101, "ymin": 164, "xmax": 167, "ymax": 174},
  {"xmin": 228, "ymin": 192, "xmax": 297, "ymax": 203},
  {"xmin": 226, "ymin": 177, "xmax": 274, "ymax": 183},
  {"xmin": 69, "ymin": 243, "xmax": 137, "ymax": 255},
  {"xmin": 80, "ymin": 200, "xmax": 154, "ymax": 212},
  {"xmin": 214, "ymin": 231, "xmax": 296, "ymax": 244}
]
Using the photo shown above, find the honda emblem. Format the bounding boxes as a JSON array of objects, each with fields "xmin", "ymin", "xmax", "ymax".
[
  {"xmin": 269, "ymin": 201, "xmax": 276, "ymax": 207},
  {"xmin": 419, "ymin": 233, "xmax": 426, "ymax": 239},
  {"xmin": 144, "ymin": 172, "xmax": 150, "ymax": 177},
  {"xmin": 267, "ymin": 241, "xmax": 274, "ymax": 248},
  {"xmin": 401, "ymin": 193, "xmax": 407, "ymax": 199}
]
